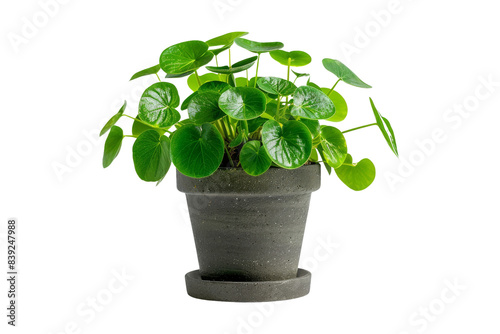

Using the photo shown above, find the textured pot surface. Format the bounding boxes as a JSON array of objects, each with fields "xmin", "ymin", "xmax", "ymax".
[{"xmin": 177, "ymin": 164, "xmax": 321, "ymax": 282}]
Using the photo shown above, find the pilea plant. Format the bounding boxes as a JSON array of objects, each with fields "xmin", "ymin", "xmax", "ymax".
[{"xmin": 101, "ymin": 32, "xmax": 398, "ymax": 190}]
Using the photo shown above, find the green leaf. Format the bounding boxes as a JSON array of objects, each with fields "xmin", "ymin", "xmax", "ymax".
[
  {"xmin": 257, "ymin": 77, "xmax": 297, "ymax": 96},
  {"xmin": 234, "ymin": 38, "xmax": 284, "ymax": 53},
  {"xmin": 209, "ymin": 44, "xmax": 232, "ymax": 56},
  {"xmin": 292, "ymin": 70, "xmax": 310, "ymax": 78},
  {"xmin": 317, "ymin": 147, "xmax": 332, "ymax": 175},
  {"xmin": 103, "ymin": 126, "xmax": 123, "ymax": 168},
  {"xmin": 291, "ymin": 86, "xmax": 335, "ymax": 120},
  {"xmin": 319, "ymin": 126, "xmax": 347, "ymax": 168},
  {"xmin": 219, "ymin": 87, "xmax": 267, "ymax": 120},
  {"xmin": 247, "ymin": 117, "xmax": 268, "ymax": 133},
  {"xmin": 269, "ymin": 50, "xmax": 311, "ymax": 67},
  {"xmin": 160, "ymin": 41, "xmax": 214, "ymax": 74},
  {"xmin": 236, "ymin": 77, "xmax": 249, "ymax": 87},
  {"xmin": 132, "ymin": 114, "xmax": 166, "ymax": 136},
  {"xmin": 335, "ymin": 154, "xmax": 376, "ymax": 191},
  {"xmin": 139, "ymin": 82, "xmax": 180, "ymax": 128},
  {"xmin": 130, "ymin": 65, "xmax": 161, "ymax": 81},
  {"xmin": 188, "ymin": 91, "xmax": 226, "ymax": 125},
  {"xmin": 174, "ymin": 118, "xmax": 194, "ymax": 129},
  {"xmin": 306, "ymin": 79, "xmax": 321, "ymax": 90},
  {"xmin": 206, "ymin": 56, "xmax": 258, "ymax": 74},
  {"xmin": 309, "ymin": 148, "xmax": 319, "ymax": 162},
  {"xmin": 181, "ymin": 91, "xmax": 198, "ymax": 110},
  {"xmin": 370, "ymin": 98, "xmax": 398, "ymax": 157},
  {"xmin": 299, "ymin": 119, "xmax": 320, "ymax": 138},
  {"xmin": 321, "ymin": 88, "xmax": 348, "ymax": 122},
  {"xmin": 240, "ymin": 141, "xmax": 272, "ymax": 176},
  {"xmin": 322, "ymin": 59, "xmax": 372, "ymax": 88},
  {"xmin": 229, "ymin": 131, "xmax": 244, "ymax": 148},
  {"xmin": 261, "ymin": 120, "xmax": 312, "ymax": 169},
  {"xmin": 198, "ymin": 80, "xmax": 231, "ymax": 94},
  {"xmin": 207, "ymin": 32, "xmax": 249, "ymax": 46},
  {"xmin": 171, "ymin": 123, "xmax": 224, "ymax": 178},
  {"xmin": 100, "ymin": 101, "xmax": 126, "ymax": 136},
  {"xmin": 165, "ymin": 71, "xmax": 194, "ymax": 78},
  {"xmin": 187, "ymin": 73, "xmax": 220, "ymax": 91},
  {"xmin": 132, "ymin": 130, "xmax": 171, "ymax": 182}
]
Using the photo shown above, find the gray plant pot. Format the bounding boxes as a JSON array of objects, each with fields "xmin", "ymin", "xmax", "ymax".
[{"xmin": 177, "ymin": 164, "xmax": 321, "ymax": 302}]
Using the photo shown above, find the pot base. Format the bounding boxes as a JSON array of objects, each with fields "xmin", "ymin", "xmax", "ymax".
[{"xmin": 185, "ymin": 269, "xmax": 311, "ymax": 302}]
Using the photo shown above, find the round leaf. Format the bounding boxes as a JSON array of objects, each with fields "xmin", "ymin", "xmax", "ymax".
[
  {"xmin": 100, "ymin": 101, "xmax": 126, "ymax": 136},
  {"xmin": 132, "ymin": 114, "xmax": 166, "ymax": 136},
  {"xmin": 132, "ymin": 130, "xmax": 171, "ymax": 182},
  {"xmin": 160, "ymin": 41, "xmax": 214, "ymax": 74},
  {"xmin": 103, "ymin": 126, "xmax": 123, "ymax": 168},
  {"xmin": 320, "ymin": 126, "xmax": 347, "ymax": 168},
  {"xmin": 130, "ymin": 65, "xmax": 160, "ymax": 81},
  {"xmin": 321, "ymin": 88, "xmax": 348, "ymax": 122},
  {"xmin": 247, "ymin": 117, "xmax": 268, "ymax": 133},
  {"xmin": 291, "ymin": 86, "xmax": 335, "ymax": 120},
  {"xmin": 187, "ymin": 73, "xmax": 220, "ymax": 91},
  {"xmin": 334, "ymin": 154, "xmax": 375, "ymax": 191},
  {"xmin": 257, "ymin": 77, "xmax": 297, "ymax": 96},
  {"xmin": 299, "ymin": 119, "xmax": 320, "ymax": 138},
  {"xmin": 208, "ymin": 44, "xmax": 232, "ymax": 56},
  {"xmin": 270, "ymin": 50, "xmax": 311, "ymax": 67},
  {"xmin": 188, "ymin": 91, "xmax": 226, "ymax": 125},
  {"xmin": 240, "ymin": 141, "xmax": 272, "ymax": 176},
  {"xmin": 236, "ymin": 77, "xmax": 249, "ymax": 87},
  {"xmin": 139, "ymin": 82, "xmax": 180, "ymax": 128},
  {"xmin": 234, "ymin": 38, "xmax": 284, "ymax": 53},
  {"xmin": 219, "ymin": 87, "xmax": 267, "ymax": 120},
  {"xmin": 198, "ymin": 80, "xmax": 231, "ymax": 94},
  {"xmin": 171, "ymin": 123, "xmax": 224, "ymax": 178},
  {"xmin": 206, "ymin": 56, "xmax": 258, "ymax": 74},
  {"xmin": 292, "ymin": 70, "xmax": 310, "ymax": 78},
  {"xmin": 206, "ymin": 32, "xmax": 249, "ymax": 47},
  {"xmin": 322, "ymin": 59, "xmax": 372, "ymax": 88},
  {"xmin": 370, "ymin": 98, "xmax": 398, "ymax": 157},
  {"xmin": 262, "ymin": 120, "xmax": 312, "ymax": 169}
]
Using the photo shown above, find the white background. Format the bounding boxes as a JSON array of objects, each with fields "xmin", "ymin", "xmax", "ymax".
[{"xmin": 1, "ymin": 0, "xmax": 499, "ymax": 333}]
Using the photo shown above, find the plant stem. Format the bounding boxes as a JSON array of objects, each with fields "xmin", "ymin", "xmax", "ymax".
[
  {"xmin": 123, "ymin": 135, "xmax": 138, "ymax": 138},
  {"xmin": 342, "ymin": 123, "xmax": 377, "ymax": 134},
  {"xmin": 194, "ymin": 69, "xmax": 202, "ymax": 87},
  {"xmin": 287, "ymin": 58, "xmax": 291, "ymax": 81},
  {"xmin": 246, "ymin": 70, "xmax": 249, "ymax": 86},
  {"xmin": 155, "ymin": 73, "xmax": 161, "ymax": 82},
  {"xmin": 123, "ymin": 114, "xmax": 172, "ymax": 134},
  {"xmin": 224, "ymin": 145, "xmax": 235, "ymax": 167},
  {"xmin": 254, "ymin": 53, "xmax": 261, "ymax": 87},
  {"xmin": 275, "ymin": 95, "xmax": 281, "ymax": 120},
  {"xmin": 327, "ymin": 79, "xmax": 341, "ymax": 96},
  {"xmin": 215, "ymin": 55, "xmax": 221, "ymax": 81},
  {"xmin": 228, "ymin": 48, "xmax": 232, "ymax": 67}
]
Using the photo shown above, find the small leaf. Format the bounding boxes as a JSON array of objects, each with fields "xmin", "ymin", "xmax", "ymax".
[
  {"xmin": 171, "ymin": 123, "xmax": 224, "ymax": 178},
  {"xmin": 206, "ymin": 56, "xmax": 258, "ymax": 74},
  {"xmin": 299, "ymin": 119, "xmax": 320, "ymax": 138},
  {"xmin": 240, "ymin": 141, "xmax": 272, "ymax": 176},
  {"xmin": 100, "ymin": 101, "xmax": 126, "ymax": 136},
  {"xmin": 292, "ymin": 70, "xmax": 310, "ymax": 78},
  {"xmin": 219, "ymin": 87, "xmax": 267, "ymax": 120},
  {"xmin": 138, "ymin": 82, "xmax": 180, "ymax": 128},
  {"xmin": 335, "ymin": 154, "xmax": 376, "ymax": 191},
  {"xmin": 322, "ymin": 59, "xmax": 372, "ymax": 88},
  {"xmin": 257, "ymin": 77, "xmax": 297, "ymax": 96},
  {"xmin": 235, "ymin": 38, "xmax": 284, "ymax": 53},
  {"xmin": 370, "ymin": 98, "xmax": 398, "ymax": 157},
  {"xmin": 261, "ymin": 120, "xmax": 312, "ymax": 169},
  {"xmin": 209, "ymin": 44, "xmax": 232, "ymax": 56},
  {"xmin": 306, "ymin": 79, "xmax": 321, "ymax": 90},
  {"xmin": 132, "ymin": 130, "xmax": 171, "ymax": 182},
  {"xmin": 206, "ymin": 32, "xmax": 249, "ymax": 47},
  {"xmin": 270, "ymin": 50, "xmax": 311, "ymax": 67},
  {"xmin": 320, "ymin": 126, "xmax": 347, "ymax": 168},
  {"xmin": 291, "ymin": 86, "xmax": 335, "ymax": 120},
  {"xmin": 229, "ymin": 131, "xmax": 244, "ymax": 148},
  {"xmin": 321, "ymin": 88, "xmax": 348, "ymax": 122},
  {"xmin": 132, "ymin": 114, "xmax": 166, "ymax": 136},
  {"xmin": 187, "ymin": 73, "xmax": 220, "ymax": 91},
  {"xmin": 103, "ymin": 126, "xmax": 123, "ymax": 168},
  {"xmin": 130, "ymin": 65, "xmax": 161, "ymax": 81},
  {"xmin": 160, "ymin": 41, "xmax": 214, "ymax": 74},
  {"xmin": 188, "ymin": 91, "xmax": 226, "ymax": 125}
]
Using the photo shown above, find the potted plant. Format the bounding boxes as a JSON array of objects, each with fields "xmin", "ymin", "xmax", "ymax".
[{"xmin": 100, "ymin": 32, "xmax": 398, "ymax": 302}]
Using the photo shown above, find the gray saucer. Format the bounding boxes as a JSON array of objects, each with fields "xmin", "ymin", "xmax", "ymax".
[{"xmin": 185, "ymin": 269, "xmax": 311, "ymax": 302}]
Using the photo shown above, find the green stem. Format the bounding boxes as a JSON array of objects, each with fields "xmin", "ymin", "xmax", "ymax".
[
  {"xmin": 254, "ymin": 53, "xmax": 261, "ymax": 87},
  {"xmin": 225, "ymin": 145, "xmax": 235, "ymax": 167},
  {"xmin": 194, "ymin": 69, "xmax": 202, "ymax": 87},
  {"xmin": 287, "ymin": 58, "xmax": 291, "ymax": 81},
  {"xmin": 275, "ymin": 95, "xmax": 281, "ymax": 120},
  {"xmin": 327, "ymin": 79, "xmax": 341, "ymax": 96},
  {"xmin": 123, "ymin": 114, "xmax": 172, "ymax": 134},
  {"xmin": 155, "ymin": 73, "xmax": 161, "ymax": 82},
  {"xmin": 246, "ymin": 70, "xmax": 249, "ymax": 86},
  {"xmin": 342, "ymin": 123, "xmax": 377, "ymax": 134},
  {"xmin": 123, "ymin": 135, "xmax": 138, "ymax": 138},
  {"xmin": 215, "ymin": 55, "xmax": 221, "ymax": 81},
  {"xmin": 228, "ymin": 48, "xmax": 232, "ymax": 67}
]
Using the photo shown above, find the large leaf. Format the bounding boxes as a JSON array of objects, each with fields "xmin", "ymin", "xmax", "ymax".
[
  {"xmin": 160, "ymin": 41, "xmax": 214, "ymax": 74},
  {"xmin": 335, "ymin": 154, "xmax": 375, "ymax": 191},
  {"xmin": 270, "ymin": 50, "xmax": 311, "ymax": 67},
  {"xmin": 171, "ymin": 123, "xmax": 224, "ymax": 178},
  {"xmin": 321, "ymin": 88, "xmax": 348, "ymax": 122},
  {"xmin": 187, "ymin": 73, "xmax": 220, "ymax": 91},
  {"xmin": 257, "ymin": 77, "xmax": 297, "ymax": 96},
  {"xmin": 130, "ymin": 65, "xmax": 161, "ymax": 81},
  {"xmin": 262, "ymin": 120, "xmax": 312, "ymax": 169},
  {"xmin": 291, "ymin": 86, "xmax": 335, "ymax": 120},
  {"xmin": 206, "ymin": 32, "xmax": 249, "ymax": 47},
  {"xmin": 103, "ymin": 126, "xmax": 123, "ymax": 168},
  {"xmin": 240, "ymin": 141, "xmax": 272, "ymax": 176},
  {"xmin": 132, "ymin": 130, "xmax": 171, "ymax": 182},
  {"xmin": 370, "ymin": 98, "xmax": 398, "ymax": 157},
  {"xmin": 206, "ymin": 56, "xmax": 258, "ymax": 74},
  {"xmin": 299, "ymin": 119, "xmax": 320, "ymax": 138},
  {"xmin": 219, "ymin": 87, "xmax": 267, "ymax": 120},
  {"xmin": 138, "ymin": 82, "xmax": 180, "ymax": 128},
  {"xmin": 319, "ymin": 126, "xmax": 347, "ymax": 168},
  {"xmin": 100, "ymin": 101, "xmax": 126, "ymax": 136},
  {"xmin": 198, "ymin": 80, "xmax": 231, "ymax": 94},
  {"xmin": 234, "ymin": 38, "xmax": 284, "ymax": 53},
  {"xmin": 322, "ymin": 59, "xmax": 371, "ymax": 88},
  {"xmin": 188, "ymin": 91, "xmax": 226, "ymax": 125},
  {"xmin": 132, "ymin": 114, "xmax": 166, "ymax": 136}
]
